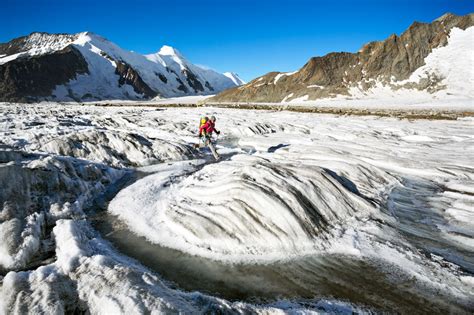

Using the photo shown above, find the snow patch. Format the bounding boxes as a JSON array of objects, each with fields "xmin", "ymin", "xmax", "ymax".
[
  {"xmin": 274, "ymin": 71, "xmax": 298, "ymax": 84},
  {"xmin": 287, "ymin": 95, "xmax": 309, "ymax": 103},
  {"xmin": 281, "ymin": 93, "xmax": 294, "ymax": 102}
]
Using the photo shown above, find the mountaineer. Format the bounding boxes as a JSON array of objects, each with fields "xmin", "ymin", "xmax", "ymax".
[{"xmin": 197, "ymin": 115, "xmax": 220, "ymax": 160}]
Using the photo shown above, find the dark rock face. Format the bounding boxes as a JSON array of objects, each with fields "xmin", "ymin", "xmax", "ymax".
[
  {"xmin": 182, "ymin": 68, "xmax": 204, "ymax": 92},
  {"xmin": 115, "ymin": 62, "xmax": 158, "ymax": 99},
  {"xmin": 212, "ymin": 13, "xmax": 473, "ymax": 103},
  {"xmin": 0, "ymin": 46, "xmax": 89, "ymax": 102},
  {"xmin": 175, "ymin": 77, "xmax": 188, "ymax": 93},
  {"xmin": 157, "ymin": 72, "xmax": 167, "ymax": 83},
  {"xmin": 205, "ymin": 81, "xmax": 214, "ymax": 91}
]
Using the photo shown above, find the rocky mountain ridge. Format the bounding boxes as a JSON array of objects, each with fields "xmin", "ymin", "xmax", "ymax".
[{"xmin": 210, "ymin": 13, "xmax": 473, "ymax": 103}]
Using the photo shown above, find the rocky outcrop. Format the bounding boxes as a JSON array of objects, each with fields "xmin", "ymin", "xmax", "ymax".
[
  {"xmin": 115, "ymin": 62, "xmax": 158, "ymax": 99},
  {"xmin": 182, "ymin": 68, "xmax": 204, "ymax": 93},
  {"xmin": 0, "ymin": 46, "xmax": 89, "ymax": 102},
  {"xmin": 0, "ymin": 32, "xmax": 77, "ymax": 57},
  {"xmin": 211, "ymin": 13, "xmax": 473, "ymax": 103}
]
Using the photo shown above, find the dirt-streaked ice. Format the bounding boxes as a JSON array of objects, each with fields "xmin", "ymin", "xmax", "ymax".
[{"xmin": 0, "ymin": 103, "xmax": 473, "ymax": 313}]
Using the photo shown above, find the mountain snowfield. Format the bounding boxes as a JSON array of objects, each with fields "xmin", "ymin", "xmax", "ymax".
[
  {"xmin": 0, "ymin": 103, "xmax": 473, "ymax": 313},
  {"xmin": 0, "ymin": 32, "xmax": 244, "ymax": 101}
]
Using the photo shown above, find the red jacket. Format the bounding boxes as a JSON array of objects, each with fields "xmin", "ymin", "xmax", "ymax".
[{"xmin": 199, "ymin": 120, "xmax": 217, "ymax": 135}]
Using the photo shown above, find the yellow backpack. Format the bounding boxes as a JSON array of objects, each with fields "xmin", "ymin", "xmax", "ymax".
[
  {"xmin": 199, "ymin": 116, "xmax": 208, "ymax": 135},
  {"xmin": 200, "ymin": 116, "xmax": 208, "ymax": 127}
]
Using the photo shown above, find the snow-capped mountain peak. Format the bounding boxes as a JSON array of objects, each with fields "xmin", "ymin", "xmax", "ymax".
[
  {"xmin": 156, "ymin": 45, "xmax": 188, "ymax": 71},
  {"xmin": 158, "ymin": 45, "xmax": 182, "ymax": 57},
  {"xmin": 0, "ymin": 32, "xmax": 244, "ymax": 102},
  {"xmin": 224, "ymin": 72, "xmax": 246, "ymax": 85}
]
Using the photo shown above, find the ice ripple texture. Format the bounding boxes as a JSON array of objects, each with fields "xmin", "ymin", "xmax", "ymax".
[
  {"xmin": 1, "ymin": 103, "xmax": 474, "ymax": 313},
  {"xmin": 110, "ymin": 153, "xmax": 388, "ymax": 262}
]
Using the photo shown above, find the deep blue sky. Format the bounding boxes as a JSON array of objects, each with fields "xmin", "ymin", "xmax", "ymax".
[{"xmin": 1, "ymin": 0, "xmax": 473, "ymax": 81}]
